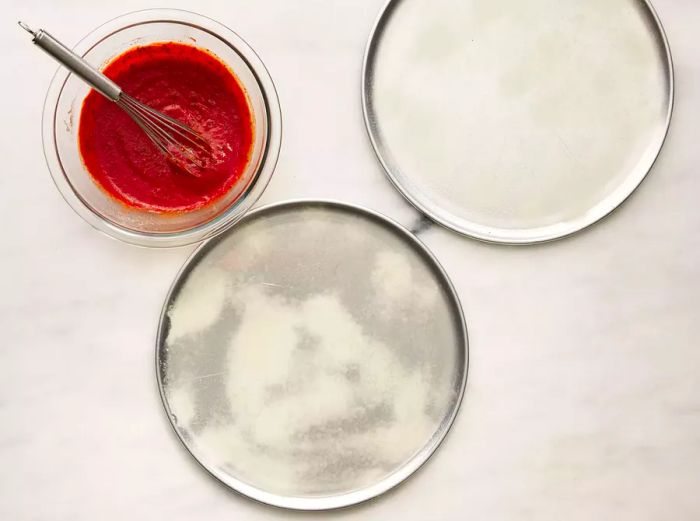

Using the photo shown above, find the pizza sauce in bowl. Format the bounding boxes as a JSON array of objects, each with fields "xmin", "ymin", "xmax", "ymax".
[
  {"xmin": 43, "ymin": 10, "xmax": 282, "ymax": 247},
  {"xmin": 79, "ymin": 42, "xmax": 254, "ymax": 213}
]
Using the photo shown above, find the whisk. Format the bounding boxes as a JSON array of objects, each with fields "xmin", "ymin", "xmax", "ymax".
[{"xmin": 19, "ymin": 21, "xmax": 211, "ymax": 176}]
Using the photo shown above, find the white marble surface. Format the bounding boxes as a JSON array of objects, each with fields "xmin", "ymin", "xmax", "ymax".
[{"xmin": 1, "ymin": 0, "xmax": 698, "ymax": 519}]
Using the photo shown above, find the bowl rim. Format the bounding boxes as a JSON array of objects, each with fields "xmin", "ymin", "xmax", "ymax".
[{"xmin": 42, "ymin": 8, "xmax": 282, "ymax": 248}]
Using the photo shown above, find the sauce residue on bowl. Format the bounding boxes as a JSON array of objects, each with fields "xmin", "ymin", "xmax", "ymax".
[{"xmin": 78, "ymin": 42, "xmax": 254, "ymax": 213}]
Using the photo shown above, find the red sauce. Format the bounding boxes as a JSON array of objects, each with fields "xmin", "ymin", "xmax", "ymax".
[{"xmin": 78, "ymin": 42, "xmax": 254, "ymax": 213}]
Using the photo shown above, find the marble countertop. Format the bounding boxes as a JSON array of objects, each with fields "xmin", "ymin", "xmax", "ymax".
[{"xmin": 2, "ymin": 0, "xmax": 698, "ymax": 519}]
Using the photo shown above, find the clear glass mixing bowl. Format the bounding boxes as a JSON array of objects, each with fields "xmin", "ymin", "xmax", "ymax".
[{"xmin": 42, "ymin": 9, "xmax": 282, "ymax": 247}]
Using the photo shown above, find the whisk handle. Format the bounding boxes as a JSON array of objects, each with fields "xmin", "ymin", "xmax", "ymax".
[{"xmin": 31, "ymin": 29, "xmax": 122, "ymax": 101}]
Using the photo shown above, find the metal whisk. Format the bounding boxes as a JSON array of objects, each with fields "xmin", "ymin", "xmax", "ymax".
[{"xmin": 19, "ymin": 22, "xmax": 211, "ymax": 176}]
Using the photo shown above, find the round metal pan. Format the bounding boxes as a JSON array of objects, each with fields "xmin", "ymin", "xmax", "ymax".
[
  {"xmin": 362, "ymin": 0, "xmax": 673, "ymax": 244},
  {"xmin": 156, "ymin": 200, "xmax": 468, "ymax": 510}
]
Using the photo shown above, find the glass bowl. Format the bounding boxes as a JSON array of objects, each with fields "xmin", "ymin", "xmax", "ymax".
[{"xmin": 42, "ymin": 9, "xmax": 282, "ymax": 247}]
